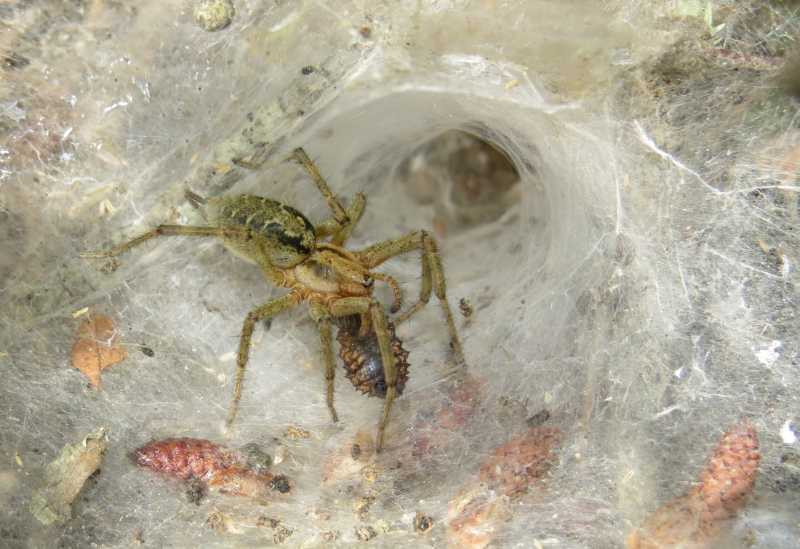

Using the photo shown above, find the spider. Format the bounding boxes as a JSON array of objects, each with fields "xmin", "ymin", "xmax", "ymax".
[{"xmin": 82, "ymin": 148, "xmax": 465, "ymax": 451}]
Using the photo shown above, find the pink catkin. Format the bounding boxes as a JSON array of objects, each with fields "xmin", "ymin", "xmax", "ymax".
[
  {"xmin": 478, "ymin": 427, "xmax": 561, "ymax": 497},
  {"xmin": 627, "ymin": 420, "xmax": 760, "ymax": 549},
  {"xmin": 133, "ymin": 438, "xmax": 238, "ymax": 482},
  {"xmin": 133, "ymin": 438, "xmax": 287, "ymax": 498}
]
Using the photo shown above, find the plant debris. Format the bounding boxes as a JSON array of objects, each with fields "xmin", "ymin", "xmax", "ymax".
[
  {"xmin": 478, "ymin": 426, "xmax": 562, "ymax": 497},
  {"xmin": 133, "ymin": 438, "xmax": 291, "ymax": 500},
  {"xmin": 627, "ymin": 420, "xmax": 760, "ymax": 549},
  {"xmin": 29, "ymin": 428, "xmax": 108, "ymax": 525},
  {"xmin": 70, "ymin": 312, "xmax": 127, "ymax": 388},
  {"xmin": 413, "ymin": 511, "xmax": 434, "ymax": 533}
]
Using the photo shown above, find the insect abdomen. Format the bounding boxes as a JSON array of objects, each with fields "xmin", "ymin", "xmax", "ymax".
[{"xmin": 336, "ymin": 315, "xmax": 410, "ymax": 398}]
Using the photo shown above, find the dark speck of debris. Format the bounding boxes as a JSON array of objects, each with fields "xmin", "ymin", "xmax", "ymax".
[
  {"xmin": 240, "ymin": 442, "xmax": 272, "ymax": 473},
  {"xmin": 3, "ymin": 52, "xmax": 30, "ymax": 69},
  {"xmin": 526, "ymin": 409, "xmax": 551, "ymax": 428},
  {"xmin": 186, "ymin": 479, "xmax": 206, "ymax": 505},
  {"xmin": 256, "ymin": 516, "xmax": 281, "ymax": 528},
  {"xmin": 359, "ymin": 27, "xmax": 372, "ymax": 39},
  {"xmin": 351, "ymin": 443, "xmax": 362, "ymax": 461},
  {"xmin": 271, "ymin": 475, "xmax": 291, "ymax": 494},
  {"xmin": 414, "ymin": 511, "xmax": 433, "ymax": 533},
  {"xmin": 140, "ymin": 346, "xmax": 155, "ymax": 357},
  {"xmin": 459, "ymin": 298, "xmax": 473, "ymax": 318},
  {"xmin": 301, "ymin": 66, "xmax": 315, "ymax": 75}
]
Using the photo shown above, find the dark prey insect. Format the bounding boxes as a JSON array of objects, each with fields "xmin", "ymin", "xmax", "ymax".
[
  {"xmin": 336, "ymin": 314, "xmax": 410, "ymax": 398},
  {"xmin": 82, "ymin": 148, "xmax": 465, "ymax": 451}
]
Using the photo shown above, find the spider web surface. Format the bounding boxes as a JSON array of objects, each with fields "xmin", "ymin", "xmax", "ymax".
[{"xmin": 1, "ymin": 1, "xmax": 799, "ymax": 548}]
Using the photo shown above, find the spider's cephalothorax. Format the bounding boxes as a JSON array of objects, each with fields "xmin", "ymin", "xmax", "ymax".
[
  {"xmin": 82, "ymin": 148, "xmax": 465, "ymax": 451},
  {"xmin": 336, "ymin": 315, "xmax": 410, "ymax": 398}
]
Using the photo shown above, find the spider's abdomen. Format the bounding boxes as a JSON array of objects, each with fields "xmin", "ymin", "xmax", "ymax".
[
  {"xmin": 209, "ymin": 194, "xmax": 316, "ymax": 268},
  {"xmin": 336, "ymin": 315, "xmax": 410, "ymax": 398}
]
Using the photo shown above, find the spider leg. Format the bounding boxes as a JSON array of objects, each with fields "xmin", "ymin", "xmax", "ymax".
[
  {"xmin": 312, "ymin": 246, "xmax": 403, "ymax": 313},
  {"xmin": 315, "ymin": 192, "xmax": 366, "ymax": 245},
  {"xmin": 294, "ymin": 148, "xmax": 368, "ymax": 245},
  {"xmin": 226, "ymin": 291, "xmax": 303, "ymax": 429},
  {"xmin": 331, "ymin": 191, "xmax": 366, "ymax": 246},
  {"xmin": 81, "ymin": 225, "xmax": 249, "ymax": 258},
  {"xmin": 309, "ymin": 303, "xmax": 339, "ymax": 423},
  {"xmin": 370, "ymin": 272, "xmax": 403, "ymax": 313},
  {"xmin": 370, "ymin": 301, "xmax": 399, "ymax": 452},
  {"xmin": 355, "ymin": 230, "xmax": 465, "ymax": 366},
  {"xmin": 293, "ymin": 147, "xmax": 349, "ymax": 225},
  {"xmin": 329, "ymin": 297, "xmax": 398, "ymax": 452}
]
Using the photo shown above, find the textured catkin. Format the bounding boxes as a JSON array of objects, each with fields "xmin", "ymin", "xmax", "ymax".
[
  {"xmin": 133, "ymin": 438, "xmax": 288, "ymax": 498},
  {"xmin": 692, "ymin": 420, "xmax": 760, "ymax": 524},
  {"xmin": 627, "ymin": 420, "xmax": 760, "ymax": 549},
  {"xmin": 478, "ymin": 426, "xmax": 562, "ymax": 497},
  {"xmin": 133, "ymin": 438, "xmax": 238, "ymax": 482}
]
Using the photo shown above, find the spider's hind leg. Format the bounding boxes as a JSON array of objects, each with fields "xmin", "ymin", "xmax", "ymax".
[
  {"xmin": 329, "ymin": 297, "xmax": 398, "ymax": 452},
  {"xmin": 226, "ymin": 291, "xmax": 303, "ymax": 430},
  {"xmin": 355, "ymin": 230, "xmax": 465, "ymax": 366},
  {"xmin": 310, "ymin": 302, "xmax": 339, "ymax": 423}
]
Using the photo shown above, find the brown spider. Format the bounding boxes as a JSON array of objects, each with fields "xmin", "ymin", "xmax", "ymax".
[{"xmin": 82, "ymin": 148, "xmax": 465, "ymax": 451}]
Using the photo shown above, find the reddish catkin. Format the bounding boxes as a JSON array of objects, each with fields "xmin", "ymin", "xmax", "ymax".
[
  {"xmin": 692, "ymin": 420, "xmax": 760, "ymax": 524},
  {"xmin": 133, "ymin": 438, "xmax": 289, "ymax": 498},
  {"xmin": 478, "ymin": 426, "xmax": 562, "ymax": 497},
  {"xmin": 627, "ymin": 420, "xmax": 760, "ymax": 549},
  {"xmin": 133, "ymin": 438, "xmax": 238, "ymax": 482}
]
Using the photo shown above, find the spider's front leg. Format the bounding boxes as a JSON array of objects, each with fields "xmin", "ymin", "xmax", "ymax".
[
  {"xmin": 226, "ymin": 291, "xmax": 303, "ymax": 429},
  {"xmin": 81, "ymin": 225, "xmax": 251, "ymax": 259},
  {"xmin": 329, "ymin": 297, "xmax": 398, "ymax": 452},
  {"xmin": 293, "ymin": 147, "xmax": 367, "ymax": 246}
]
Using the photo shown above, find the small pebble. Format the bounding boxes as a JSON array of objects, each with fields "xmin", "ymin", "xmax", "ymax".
[
  {"xmin": 194, "ymin": 0, "xmax": 235, "ymax": 32},
  {"xmin": 355, "ymin": 525, "xmax": 377, "ymax": 541},
  {"xmin": 273, "ymin": 525, "xmax": 293, "ymax": 544},
  {"xmin": 270, "ymin": 475, "xmax": 291, "ymax": 494},
  {"xmin": 414, "ymin": 511, "xmax": 434, "ymax": 533}
]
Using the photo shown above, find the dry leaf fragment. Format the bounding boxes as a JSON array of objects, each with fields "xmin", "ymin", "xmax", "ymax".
[
  {"xmin": 447, "ymin": 486, "xmax": 511, "ymax": 549},
  {"xmin": 284, "ymin": 425, "xmax": 311, "ymax": 440},
  {"xmin": 70, "ymin": 313, "xmax": 127, "ymax": 387},
  {"xmin": 29, "ymin": 428, "xmax": 108, "ymax": 524}
]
